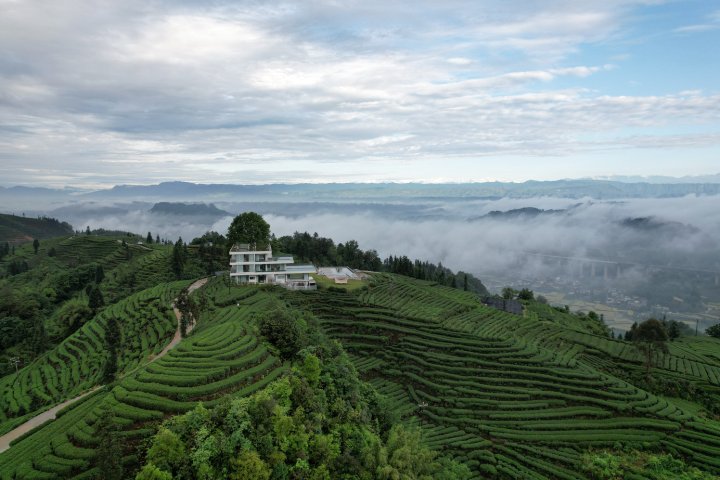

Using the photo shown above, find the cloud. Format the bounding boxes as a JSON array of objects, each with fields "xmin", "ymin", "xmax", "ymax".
[
  {"xmin": 0, "ymin": 0, "xmax": 719, "ymax": 187},
  {"xmin": 673, "ymin": 8, "xmax": 720, "ymax": 33}
]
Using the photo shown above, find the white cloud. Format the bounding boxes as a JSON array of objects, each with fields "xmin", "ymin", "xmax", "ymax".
[{"xmin": 0, "ymin": 0, "xmax": 718, "ymax": 187}]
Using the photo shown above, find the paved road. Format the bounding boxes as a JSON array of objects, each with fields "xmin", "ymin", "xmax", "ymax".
[{"xmin": 0, "ymin": 277, "xmax": 208, "ymax": 454}]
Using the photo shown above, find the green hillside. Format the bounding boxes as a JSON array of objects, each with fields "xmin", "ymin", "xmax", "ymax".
[
  {"xmin": 282, "ymin": 274, "xmax": 720, "ymax": 479},
  {"xmin": 1, "ymin": 243, "xmax": 720, "ymax": 479},
  {"xmin": 0, "ymin": 214, "xmax": 73, "ymax": 244},
  {"xmin": 0, "ymin": 279, "xmax": 286, "ymax": 479}
]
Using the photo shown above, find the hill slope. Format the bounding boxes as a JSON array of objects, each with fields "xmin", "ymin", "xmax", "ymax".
[
  {"xmin": 0, "ymin": 214, "xmax": 73, "ymax": 244},
  {"xmin": 1, "ymin": 271, "xmax": 719, "ymax": 479},
  {"xmin": 283, "ymin": 274, "xmax": 720, "ymax": 478}
]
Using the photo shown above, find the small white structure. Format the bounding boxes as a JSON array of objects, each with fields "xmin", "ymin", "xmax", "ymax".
[
  {"xmin": 317, "ymin": 266, "xmax": 361, "ymax": 284},
  {"xmin": 229, "ymin": 243, "xmax": 316, "ymax": 290}
]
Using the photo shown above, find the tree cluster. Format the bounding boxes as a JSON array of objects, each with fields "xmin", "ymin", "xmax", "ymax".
[
  {"xmin": 706, "ymin": 323, "xmax": 720, "ymax": 339},
  {"xmin": 276, "ymin": 231, "xmax": 489, "ymax": 295},
  {"xmin": 191, "ymin": 231, "xmax": 228, "ymax": 274},
  {"xmin": 624, "ymin": 318, "xmax": 682, "ymax": 342},
  {"xmin": 136, "ymin": 321, "xmax": 470, "ymax": 480}
]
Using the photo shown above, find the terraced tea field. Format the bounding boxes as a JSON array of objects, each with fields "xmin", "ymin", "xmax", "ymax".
[
  {"xmin": 0, "ymin": 282, "xmax": 185, "ymax": 434},
  {"xmin": 284, "ymin": 274, "xmax": 720, "ymax": 479},
  {"xmin": 0, "ymin": 279, "xmax": 287, "ymax": 479}
]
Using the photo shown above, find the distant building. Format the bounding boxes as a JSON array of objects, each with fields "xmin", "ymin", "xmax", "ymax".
[
  {"xmin": 229, "ymin": 243, "xmax": 316, "ymax": 290},
  {"xmin": 483, "ymin": 296, "xmax": 524, "ymax": 315}
]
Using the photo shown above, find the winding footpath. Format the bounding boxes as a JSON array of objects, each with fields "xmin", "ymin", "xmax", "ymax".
[{"xmin": 0, "ymin": 277, "xmax": 208, "ymax": 454}]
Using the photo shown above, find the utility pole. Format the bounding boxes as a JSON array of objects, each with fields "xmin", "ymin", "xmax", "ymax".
[{"xmin": 10, "ymin": 356, "xmax": 20, "ymax": 375}]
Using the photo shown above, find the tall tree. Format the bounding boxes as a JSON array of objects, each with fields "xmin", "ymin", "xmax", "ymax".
[
  {"xmin": 146, "ymin": 232, "xmax": 153, "ymax": 244},
  {"xmin": 632, "ymin": 318, "xmax": 669, "ymax": 376},
  {"xmin": 227, "ymin": 212, "xmax": 270, "ymax": 248},
  {"xmin": 95, "ymin": 412, "xmax": 124, "ymax": 480},
  {"xmin": 32, "ymin": 238, "xmax": 39, "ymax": 254},
  {"xmin": 172, "ymin": 238, "xmax": 185, "ymax": 278},
  {"xmin": 102, "ymin": 316, "xmax": 120, "ymax": 383},
  {"xmin": 95, "ymin": 265, "xmax": 105, "ymax": 284},
  {"xmin": 89, "ymin": 285, "xmax": 105, "ymax": 311}
]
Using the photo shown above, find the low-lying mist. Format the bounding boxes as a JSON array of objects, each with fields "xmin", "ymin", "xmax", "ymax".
[{"xmin": 7, "ymin": 194, "xmax": 720, "ymax": 329}]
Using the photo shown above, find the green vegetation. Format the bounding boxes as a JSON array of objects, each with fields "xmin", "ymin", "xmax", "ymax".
[
  {"xmin": 706, "ymin": 323, "xmax": 720, "ymax": 339},
  {"xmin": 0, "ymin": 233, "xmax": 209, "ymax": 378},
  {"xmin": 1, "ymin": 218, "xmax": 720, "ymax": 479},
  {"xmin": 282, "ymin": 273, "xmax": 720, "ymax": 479},
  {"xmin": 277, "ymin": 231, "xmax": 489, "ymax": 295},
  {"xmin": 227, "ymin": 212, "xmax": 271, "ymax": 248},
  {"xmin": 311, "ymin": 273, "xmax": 367, "ymax": 291},
  {"xmin": 0, "ymin": 282, "xmax": 182, "ymax": 432},
  {"xmin": 0, "ymin": 213, "xmax": 73, "ymax": 245},
  {"xmin": 581, "ymin": 450, "xmax": 715, "ymax": 479},
  {"xmin": 136, "ymin": 326, "xmax": 469, "ymax": 479}
]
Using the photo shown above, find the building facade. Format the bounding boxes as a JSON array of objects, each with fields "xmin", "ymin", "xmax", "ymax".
[{"xmin": 229, "ymin": 243, "xmax": 317, "ymax": 289}]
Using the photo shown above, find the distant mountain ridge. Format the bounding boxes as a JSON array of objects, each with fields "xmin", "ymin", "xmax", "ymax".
[
  {"xmin": 82, "ymin": 179, "xmax": 720, "ymax": 200},
  {"xmin": 149, "ymin": 202, "xmax": 230, "ymax": 217},
  {"xmin": 470, "ymin": 206, "xmax": 568, "ymax": 221},
  {"xmin": 4, "ymin": 179, "xmax": 720, "ymax": 203}
]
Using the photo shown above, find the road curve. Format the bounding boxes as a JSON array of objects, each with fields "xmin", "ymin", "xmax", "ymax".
[{"xmin": 0, "ymin": 277, "xmax": 209, "ymax": 454}]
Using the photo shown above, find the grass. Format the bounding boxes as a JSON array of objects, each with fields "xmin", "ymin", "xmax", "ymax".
[{"xmin": 311, "ymin": 273, "xmax": 367, "ymax": 291}]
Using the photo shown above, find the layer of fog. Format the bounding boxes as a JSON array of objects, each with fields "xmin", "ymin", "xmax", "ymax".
[
  {"xmin": 36, "ymin": 195, "xmax": 719, "ymax": 278},
  {"xmin": 7, "ymin": 194, "xmax": 719, "ymax": 330}
]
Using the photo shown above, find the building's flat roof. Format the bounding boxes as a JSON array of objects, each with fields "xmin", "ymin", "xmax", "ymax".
[{"xmin": 230, "ymin": 243, "xmax": 271, "ymax": 252}]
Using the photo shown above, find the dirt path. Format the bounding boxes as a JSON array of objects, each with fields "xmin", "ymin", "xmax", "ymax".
[{"xmin": 0, "ymin": 277, "xmax": 208, "ymax": 454}]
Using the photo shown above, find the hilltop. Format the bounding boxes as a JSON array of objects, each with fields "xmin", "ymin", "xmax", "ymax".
[
  {"xmin": 149, "ymin": 202, "xmax": 230, "ymax": 217},
  {"xmin": 0, "ymin": 214, "xmax": 73, "ymax": 244},
  {"xmin": 0, "ymin": 233, "xmax": 719, "ymax": 479}
]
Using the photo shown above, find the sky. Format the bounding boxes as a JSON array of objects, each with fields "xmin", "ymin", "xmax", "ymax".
[{"xmin": 1, "ymin": 0, "xmax": 719, "ymax": 188}]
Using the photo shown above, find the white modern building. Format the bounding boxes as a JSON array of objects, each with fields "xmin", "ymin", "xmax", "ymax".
[{"xmin": 229, "ymin": 243, "xmax": 317, "ymax": 290}]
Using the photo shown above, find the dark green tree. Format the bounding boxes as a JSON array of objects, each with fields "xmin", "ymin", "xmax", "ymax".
[
  {"xmin": 32, "ymin": 238, "xmax": 39, "ymax": 254},
  {"xmin": 463, "ymin": 274, "xmax": 468, "ymax": 291},
  {"xmin": 625, "ymin": 322, "xmax": 638, "ymax": 341},
  {"xmin": 518, "ymin": 288, "xmax": 534, "ymax": 301},
  {"xmin": 57, "ymin": 300, "xmax": 93, "ymax": 336},
  {"xmin": 502, "ymin": 287, "xmax": 515, "ymax": 300},
  {"xmin": 146, "ymin": 232, "xmax": 153, "ymax": 244},
  {"xmin": 102, "ymin": 316, "xmax": 120, "ymax": 383},
  {"xmin": 85, "ymin": 226, "xmax": 91, "ymax": 235},
  {"xmin": 95, "ymin": 265, "xmax": 105, "ymax": 284},
  {"xmin": 88, "ymin": 285, "xmax": 105, "ymax": 311},
  {"xmin": 156, "ymin": 234, "xmax": 160, "ymax": 243},
  {"xmin": 667, "ymin": 320, "xmax": 681, "ymax": 341},
  {"xmin": 257, "ymin": 305, "xmax": 305, "ymax": 359},
  {"xmin": 172, "ymin": 238, "xmax": 185, "ymax": 278},
  {"xmin": 175, "ymin": 288, "xmax": 198, "ymax": 337},
  {"xmin": 706, "ymin": 323, "xmax": 720, "ymax": 339},
  {"xmin": 633, "ymin": 318, "xmax": 669, "ymax": 376},
  {"xmin": 95, "ymin": 412, "xmax": 123, "ymax": 480},
  {"xmin": 227, "ymin": 212, "xmax": 270, "ymax": 249}
]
